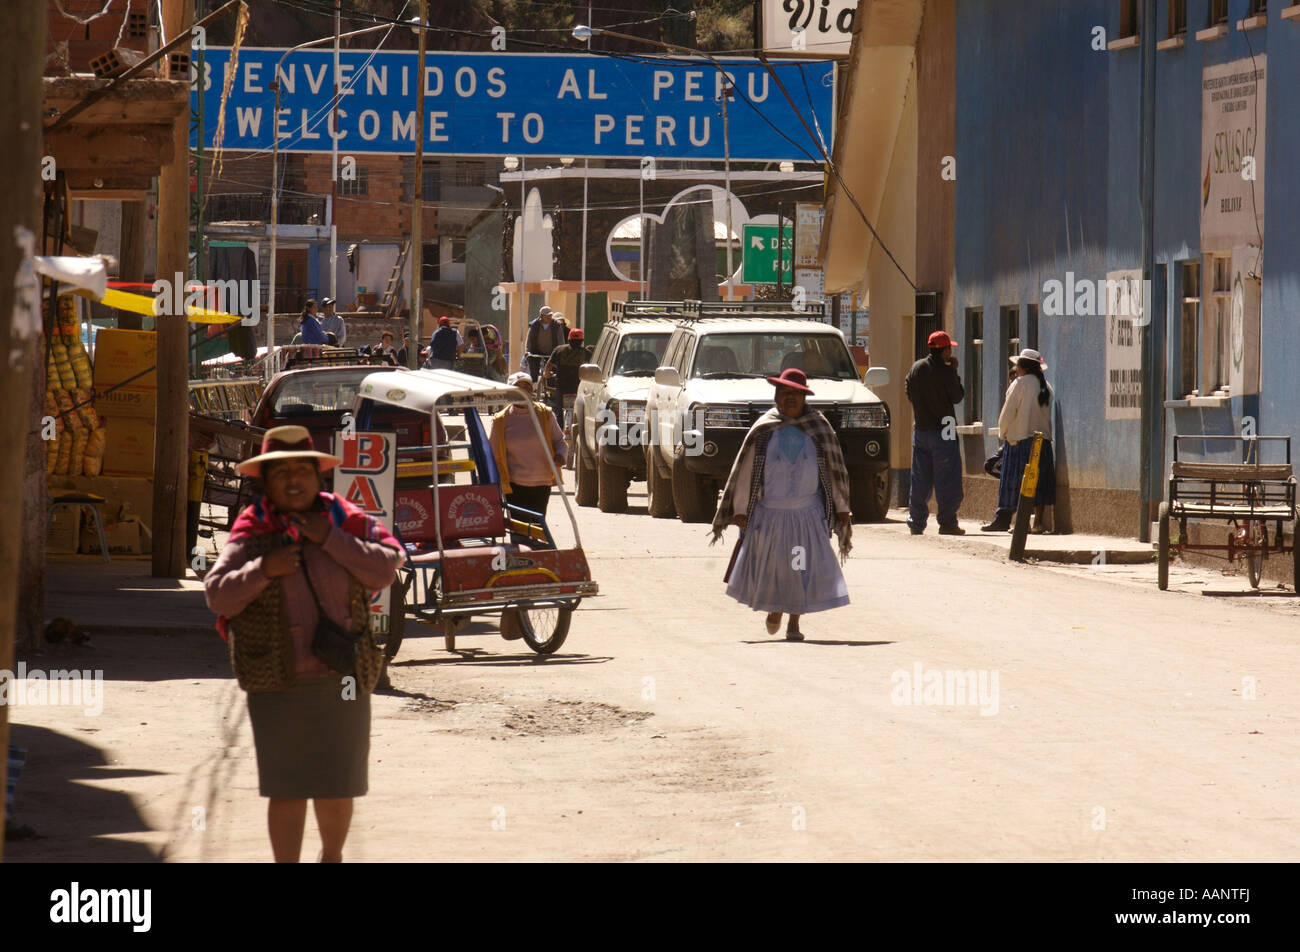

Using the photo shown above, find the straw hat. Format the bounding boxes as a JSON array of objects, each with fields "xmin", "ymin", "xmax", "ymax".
[
  {"xmin": 236, "ymin": 425, "xmax": 342, "ymax": 477},
  {"xmin": 1010, "ymin": 348, "xmax": 1048, "ymax": 370}
]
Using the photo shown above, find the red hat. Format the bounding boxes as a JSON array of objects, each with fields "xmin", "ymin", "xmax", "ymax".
[
  {"xmin": 765, "ymin": 367, "xmax": 814, "ymax": 394},
  {"xmin": 927, "ymin": 330, "xmax": 957, "ymax": 349},
  {"xmin": 568, "ymin": 328, "xmax": 584, "ymax": 341},
  {"xmin": 438, "ymin": 315, "xmax": 450, "ymax": 326}
]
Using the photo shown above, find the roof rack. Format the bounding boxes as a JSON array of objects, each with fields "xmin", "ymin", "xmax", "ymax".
[{"xmin": 610, "ymin": 299, "xmax": 826, "ymax": 323}]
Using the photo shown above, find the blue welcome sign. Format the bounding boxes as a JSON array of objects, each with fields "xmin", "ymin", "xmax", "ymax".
[{"xmin": 192, "ymin": 48, "xmax": 834, "ymax": 162}]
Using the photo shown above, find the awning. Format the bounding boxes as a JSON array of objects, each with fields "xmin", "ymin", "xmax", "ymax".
[{"xmin": 820, "ymin": 0, "xmax": 925, "ymax": 295}]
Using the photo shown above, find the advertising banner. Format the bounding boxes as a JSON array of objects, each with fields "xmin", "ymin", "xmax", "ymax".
[
  {"xmin": 1104, "ymin": 270, "xmax": 1142, "ymax": 421},
  {"xmin": 332, "ymin": 431, "xmax": 397, "ymax": 636},
  {"xmin": 762, "ymin": 0, "xmax": 859, "ymax": 57}
]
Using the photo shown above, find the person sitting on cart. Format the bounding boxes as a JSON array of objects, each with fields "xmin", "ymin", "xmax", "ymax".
[
  {"xmin": 542, "ymin": 328, "xmax": 591, "ymax": 418},
  {"xmin": 490, "ymin": 372, "xmax": 568, "ymax": 525}
]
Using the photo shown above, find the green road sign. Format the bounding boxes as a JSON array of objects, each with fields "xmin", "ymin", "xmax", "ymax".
[{"xmin": 741, "ymin": 223, "xmax": 794, "ymax": 284}]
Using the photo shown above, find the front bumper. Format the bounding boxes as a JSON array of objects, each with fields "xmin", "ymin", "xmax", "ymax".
[{"xmin": 679, "ymin": 426, "xmax": 891, "ymax": 478}]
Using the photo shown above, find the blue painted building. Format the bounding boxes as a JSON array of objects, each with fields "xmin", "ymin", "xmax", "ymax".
[{"xmin": 949, "ymin": 0, "xmax": 1292, "ymax": 535}]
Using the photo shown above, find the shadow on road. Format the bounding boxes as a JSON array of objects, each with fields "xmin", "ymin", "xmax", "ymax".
[
  {"xmin": 392, "ymin": 649, "xmax": 613, "ymax": 667},
  {"xmin": 740, "ymin": 639, "xmax": 895, "ymax": 647},
  {"xmin": 5, "ymin": 723, "xmax": 163, "ymax": 862}
]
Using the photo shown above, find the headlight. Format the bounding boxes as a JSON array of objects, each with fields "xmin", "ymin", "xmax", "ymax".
[
  {"xmin": 703, "ymin": 406, "xmax": 750, "ymax": 428},
  {"xmin": 842, "ymin": 406, "xmax": 888, "ymax": 429}
]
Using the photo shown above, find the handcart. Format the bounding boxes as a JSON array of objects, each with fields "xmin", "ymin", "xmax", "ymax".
[{"xmin": 1158, "ymin": 435, "xmax": 1298, "ymax": 591}]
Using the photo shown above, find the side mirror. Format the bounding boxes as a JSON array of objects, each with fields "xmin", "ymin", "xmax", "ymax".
[
  {"xmin": 863, "ymin": 366, "xmax": 890, "ymax": 389},
  {"xmin": 578, "ymin": 363, "xmax": 602, "ymax": 383},
  {"xmin": 654, "ymin": 366, "xmax": 681, "ymax": 388}
]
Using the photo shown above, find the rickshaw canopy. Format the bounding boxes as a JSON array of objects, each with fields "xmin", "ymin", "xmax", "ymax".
[{"xmin": 355, "ymin": 368, "xmax": 530, "ymax": 415}]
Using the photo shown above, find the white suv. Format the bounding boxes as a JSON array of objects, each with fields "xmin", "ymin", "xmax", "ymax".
[
  {"xmin": 571, "ymin": 313, "xmax": 673, "ymax": 512},
  {"xmin": 645, "ymin": 302, "xmax": 891, "ymax": 524}
]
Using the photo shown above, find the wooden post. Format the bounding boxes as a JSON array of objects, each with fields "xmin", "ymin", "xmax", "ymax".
[
  {"xmin": 408, "ymin": 0, "xmax": 426, "ymax": 368},
  {"xmin": 118, "ymin": 200, "xmax": 147, "ymax": 331},
  {"xmin": 153, "ymin": 0, "xmax": 195, "ymax": 579},
  {"xmin": 1008, "ymin": 432, "xmax": 1045, "ymax": 562},
  {"xmin": 0, "ymin": 0, "xmax": 46, "ymax": 862}
]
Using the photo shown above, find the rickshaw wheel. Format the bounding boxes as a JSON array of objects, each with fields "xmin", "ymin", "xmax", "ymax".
[
  {"xmin": 1157, "ymin": 502, "xmax": 1170, "ymax": 591},
  {"xmin": 510, "ymin": 604, "xmax": 573, "ymax": 655},
  {"xmin": 1245, "ymin": 520, "xmax": 1266, "ymax": 589}
]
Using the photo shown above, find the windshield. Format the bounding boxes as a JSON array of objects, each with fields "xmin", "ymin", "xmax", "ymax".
[
  {"xmin": 691, "ymin": 333, "xmax": 858, "ymax": 380},
  {"xmin": 612, "ymin": 333, "xmax": 671, "ymax": 375},
  {"xmin": 271, "ymin": 368, "xmax": 369, "ymax": 415}
]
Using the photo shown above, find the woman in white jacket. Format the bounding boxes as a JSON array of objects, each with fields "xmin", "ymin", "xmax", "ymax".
[{"xmin": 981, "ymin": 349, "xmax": 1055, "ymax": 533}]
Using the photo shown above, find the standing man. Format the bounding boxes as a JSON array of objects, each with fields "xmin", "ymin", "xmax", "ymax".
[
  {"xmin": 904, "ymin": 330, "xmax": 966, "ymax": 535},
  {"xmin": 542, "ymin": 328, "xmax": 591, "ymax": 418},
  {"xmin": 318, "ymin": 298, "xmax": 346, "ymax": 346},
  {"xmin": 525, "ymin": 305, "xmax": 565, "ymax": 381},
  {"xmin": 396, "ymin": 330, "xmax": 411, "ymax": 368},
  {"xmin": 423, "ymin": 316, "xmax": 462, "ymax": 370},
  {"xmin": 299, "ymin": 299, "xmax": 326, "ymax": 345}
]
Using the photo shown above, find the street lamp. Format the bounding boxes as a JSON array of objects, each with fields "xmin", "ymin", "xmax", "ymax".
[
  {"xmin": 570, "ymin": 24, "xmax": 737, "ymax": 300},
  {"xmin": 267, "ymin": 22, "xmax": 392, "ymax": 373}
]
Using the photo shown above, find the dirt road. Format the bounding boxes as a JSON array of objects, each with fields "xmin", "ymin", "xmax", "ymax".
[{"xmin": 9, "ymin": 495, "xmax": 1300, "ymax": 861}]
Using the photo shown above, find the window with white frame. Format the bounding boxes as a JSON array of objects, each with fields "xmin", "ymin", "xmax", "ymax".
[
  {"xmin": 1177, "ymin": 259, "xmax": 1200, "ymax": 397},
  {"xmin": 1205, "ymin": 254, "xmax": 1231, "ymax": 395}
]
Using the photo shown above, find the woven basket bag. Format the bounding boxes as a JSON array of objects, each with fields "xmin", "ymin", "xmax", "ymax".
[{"xmin": 229, "ymin": 535, "xmax": 385, "ymax": 696}]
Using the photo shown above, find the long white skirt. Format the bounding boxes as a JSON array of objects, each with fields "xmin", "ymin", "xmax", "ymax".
[{"xmin": 725, "ymin": 494, "xmax": 849, "ymax": 615}]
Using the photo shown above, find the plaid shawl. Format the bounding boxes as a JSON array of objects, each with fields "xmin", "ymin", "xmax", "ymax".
[
  {"xmin": 215, "ymin": 491, "xmax": 402, "ymax": 639},
  {"xmin": 710, "ymin": 407, "xmax": 852, "ymax": 562}
]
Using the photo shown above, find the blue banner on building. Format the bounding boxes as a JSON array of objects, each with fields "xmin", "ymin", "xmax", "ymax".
[{"xmin": 192, "ymin": 48, "xmax": 834, "ymax": 162}]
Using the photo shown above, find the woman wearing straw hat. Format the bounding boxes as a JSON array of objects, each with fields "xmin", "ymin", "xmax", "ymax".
[
  {"xmin": 981, "ymin": 349, "xmax": 1056, "ymax": 533},
  {"xmin": 204, "ymin": 425, "xmax": 404, "ymax": 862},
  {"xmin": 711, "ymin": 369, "xmax": 852, "ymax": 641}
]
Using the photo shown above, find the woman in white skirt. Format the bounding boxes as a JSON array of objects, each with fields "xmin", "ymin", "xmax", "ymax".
[{"xmin": 711, "ymin": 368, "xmax": 853, "ymax": 640}]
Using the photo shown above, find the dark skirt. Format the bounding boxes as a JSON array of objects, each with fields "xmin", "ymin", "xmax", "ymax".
[
  {"xmin": 246, "ymin": 675, "xmax": 370, "ymax": 799},
  {"xmin": 996, "ymin": 438, "xmax": 1056, "ymax": 510}
]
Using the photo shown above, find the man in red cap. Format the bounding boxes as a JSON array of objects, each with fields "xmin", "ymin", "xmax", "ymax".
[
  {"xmin": 424, "ymin": 315, "xmax": 462, "ymax": 370},
  {"xmin": 541, "ymin": 327, "xmax": 591, "ymax": 419},
  {"xmin": 903, "ymin": 330, "xmax": 966, "ymax": 534}
]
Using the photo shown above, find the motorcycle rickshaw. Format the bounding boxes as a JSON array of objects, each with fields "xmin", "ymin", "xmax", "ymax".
[{"xmin": 351, "ymin": 368, "xmax": 598, "ymax": 657}]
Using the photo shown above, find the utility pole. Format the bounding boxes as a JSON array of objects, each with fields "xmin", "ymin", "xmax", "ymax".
[
  {"xmin": 330, "ymin": 0, "xmax": 340, "ymax": 304},
  {"xmin": 1137, "ymin": 0, "xmax": 1159, "ymax": 542},
  {"xmin": 154, "ymin": 0, "xmax": 196, "ymax": 579},
  {"xmin": 409, "ymin": 1, "xmax": 427, "ymax": 367},
  {"xmin": 0, "ymin": 0, "xmax": 46, "ymax": 862}
]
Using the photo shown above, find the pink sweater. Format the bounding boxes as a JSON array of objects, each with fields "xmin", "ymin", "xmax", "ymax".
[{"xmin": 204, "ymin": 525, "xmax": 402, "ymax": 679}]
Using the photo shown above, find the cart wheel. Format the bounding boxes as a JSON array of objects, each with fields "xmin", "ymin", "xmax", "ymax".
[
  {"xmin": 1293, "ymin": 523, "xmax": 1300, "ymax": 593},
  {"xmin": 509, "ymin": 604, "xmax": 573, "ymax": 655},
  {"xmin": 1157, "ymin": 502, "xmax": 1170, "ymax": 591},
  {"xmin": 1246, "ymin": 520, "xmax": 1265, "ymax": 589},
  {"xmin": 384, "ymin": 580, "xmax": 406, "ymax": 661}
]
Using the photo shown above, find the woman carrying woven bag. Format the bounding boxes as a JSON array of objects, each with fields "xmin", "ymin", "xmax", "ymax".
[{"xmin": 204, "ymin": 425, "xmax": 404, "ymax": 862}]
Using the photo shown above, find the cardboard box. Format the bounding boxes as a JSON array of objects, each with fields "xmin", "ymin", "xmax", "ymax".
[
  {"xmin": 102, "ymin": 416, "xmax": 156, "ymax": 477},
  {"xmin": 47, "ymin": 475, "xmax": 153, "ymax": 539},
  {"xmin": 80, "ymin": 517, "xmax": 143, "ymax": 555},
  {"xmin": 93, "ymin": 384, "xmax": 156, "ymax": 419},
  {"xmin": 92, "ymin": 328, "xmax": 157, "ymax": 389},
  {"xmin": 46, "ymin": 505, "xmax": 82, "ymax": 554}
]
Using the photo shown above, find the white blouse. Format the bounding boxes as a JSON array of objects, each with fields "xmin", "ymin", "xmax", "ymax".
[{"xmin": 997, "ymin": 374, "xmax": 1053, "ymax": 444}]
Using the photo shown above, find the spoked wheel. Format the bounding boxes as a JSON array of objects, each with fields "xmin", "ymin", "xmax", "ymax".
[
  {"xmin": 1245, "ymin": 519, "xmax": 1266, "ymax": 589},
  {"xmin": 1157, "ymin": 502, "xmax": 1171, "ymax": 591},
  {"xmin": 506, "ymin": 604, "xmax": 573, "ymax": 655}
]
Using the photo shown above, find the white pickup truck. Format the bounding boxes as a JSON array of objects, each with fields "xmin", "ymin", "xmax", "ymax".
[{"xmin": 643, "ymin": 301, "xmax": 891, "ymax": 523}]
